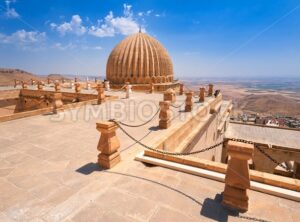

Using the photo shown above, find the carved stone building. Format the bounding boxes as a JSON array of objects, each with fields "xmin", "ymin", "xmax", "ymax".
[{"xmin": 106, "ymin": 31, "xmax": 179, "ymax": 90}]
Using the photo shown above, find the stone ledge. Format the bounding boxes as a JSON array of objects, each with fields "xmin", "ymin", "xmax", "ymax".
[
  {"xmin": 136, "ymin": 151, "xmax": 300, "ymax": 202},
  {"xmin": 142, "ymin": 150, "xmax": 300, "ymax": 192}
]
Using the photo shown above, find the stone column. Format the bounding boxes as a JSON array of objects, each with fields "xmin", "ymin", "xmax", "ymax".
[
  {"xmin": 208, "ymin": 84, "xmax": 214, "ymax": 96},
  {"xmin": 149, "ymin": 82, "xmax": 154, "ymax": 94},
  {"xmin": 179, "ymin": 83, "xmax": 184, "ymax": 95},
  {"xmin": 14, "ymin": 79, "xmax": 17, "ymax": 88},
  {"xmin": 75, "ymin": 83, "xmax": 81, "ymax": 93},
  {"xmin": 54, "ymin": 82, "xmax": 61, "ymax": 92},
  {"xmin": 21, "ymin": 81, "xmax": 28, "ymax": 89},
  {"xmin": 222, "ymin": 141, "xmax": 254, "ymax": 212},
  {"xmin": 199, "ymin": 87, "xmax": 205, "ymax": 102},
  {"xmin": 37, "ymin": 82, "xmax": 43, "ymax": 90},
  {"xmin": 97, "ymin": 83, "xmax": 105, "ymax": 104},
  {"xmin": 185, "ymin": 92, "xmax": 194, "ymax": 112},
  {"xmin": 96, "ymin": 121, "xmax": 121, "ymax": 169},
  {"xmin": 159, "ymin": 101, "xmax": 171, "ymax": 129},
  {"xmin": 163, "ymin": 89, "xmax": 176, "ymax": 103},
  {"xmin": 52, "ymin": 92, "xmax": 63, "ymax": 114},
  {"xmin": 104, "ymin": 80, "xmax": 110, "ymax": 91},
  {"xmin": 293, "ymin": 162, "xmax": 300, "ymax": 179},
  {"xmin": 125, "ymin": 83, "xmax": 132, "ymax": 99}
]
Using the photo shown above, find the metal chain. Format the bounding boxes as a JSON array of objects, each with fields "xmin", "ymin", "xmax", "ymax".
[
  {"xmin": 111, "ymin": 119, "xmax": 224, "ymax": 156},
  {"xmin": 111, "ymin": 123, "xmax": 293, "ymax": 170},
  {"xmin": 237, "ymin": 215, "xmax": 270, "ymax": 222},
  {"xmin": 254, "ymin": 144, "xmax": 292, "ymax": 172},
  {"xmin": 116, "ymin": 108, "xmax": 160, "ymax": 128},
  {"xmin": 170, "ymin": 101, "xmax": 185, "ymax": 109}
]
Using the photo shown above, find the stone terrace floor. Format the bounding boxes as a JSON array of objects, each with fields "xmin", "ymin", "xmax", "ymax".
[{"xmin": 0, "ymin": 90, "xmax": 299, "ymax": 222}]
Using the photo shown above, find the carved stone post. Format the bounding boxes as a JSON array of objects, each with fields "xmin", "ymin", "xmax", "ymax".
[
  {"xmin": 52, "ymin": 92, "xmax": 63, "ymax": 114},
  {"xmin": 159, "ymin": 101, "xmax": 171, "ymax": 129},
  {"xmin": 104, "ymin": 80, "xmax": 110, "ymax": 91},
  {"xmin": 96, "ymin": 121, "xmax": 121, "ymax": 169},
  {"xmin": 21, "ymin": 81, "xmax": 28, "ymax": 89},
  {"xmin": 179, "ymin": 83, "xmax": 184, "ymax": 95},
  {"xmin": 199, "ymin": 87, "xmax": 205, "ymax": 102},
  {"xmin": 54, "ymin": 82, "xmax": 61, "ymax": 92},
  {"xmin": 75, "ymin": 83, "xmax": 81, "ymax": 93},
  {"xmin": 208, "ymin": 84, "xmax": 214, "ymax": 96},
  {"xmin": 149, "ymin": 82, "xmax": 154, "ymax": 94},
  {"xmin": 185, "ymin": 92, "xmax": 194, "ymax": 112},
  {"xmin": 37, "ymin": 82, "xmax": 43, "ymax": 90},
  {"xmin": 163, "ymin": 89, "xmax": 176, "ymax": 103},
  {"xmin": 222, "ymin": 141, "xmax": 254, "ymax": 212},
  {"xmin": 97, "ymin": 83, "xmax": 105, "ymax": 104},
  {"xmin": 125, "ymin": 82, "xmax": 132, "ymax": 99}
]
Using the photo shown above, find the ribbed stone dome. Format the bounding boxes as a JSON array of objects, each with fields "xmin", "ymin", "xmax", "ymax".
[{"xmin": 106, "ymin": 32, "xmax": 174, "ymax": 84}]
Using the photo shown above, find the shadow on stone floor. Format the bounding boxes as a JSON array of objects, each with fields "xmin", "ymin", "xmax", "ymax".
[
  {"xmin": 200, "ymin": 193, "xmax": 240, "ymax": 222},
  {"xmin": 75, "ymin": 165, "xmax": 267, "ymax": 222},
  {"xmin": 76, "ymin": 162, "xmax": 104, "ymax": 175},
  {"xmin": 148, "ymin": 126, "xmax": 160, "ymax": 131}
]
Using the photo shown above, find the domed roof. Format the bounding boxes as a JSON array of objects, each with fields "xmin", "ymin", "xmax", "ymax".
[{"xmin": 106, "ymin": 31, "xmax": 174, "ymax": 84}]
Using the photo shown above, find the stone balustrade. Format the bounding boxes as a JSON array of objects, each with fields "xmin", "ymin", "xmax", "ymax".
[
  {"xmin": 37, "ymin": 82, "xmax": 43, "ymax": 90},
  {"xmin": 96, "ymin": 83, "xmax": 105, "ymax": 104},
  {"xmin": 75, "ymin": 83, "xmax": 81, "ymax": 93},
  {"xmin": 21, "ymin": 81, "xmax": 28, "ymax": 89},
  {"xmin": 96, "ymin": 121, "xmax": 121, "ymax": 169},
  {"xmin": 125, "ymin": 82, "xmax": 132, "ymax": 99},
  {"xmin": 163, "ymin": 89, "xmax": 176, "ymax": 103},
  {"xmin": 52, "ymin": 92, "xmax": 63, "ymax": 114},
  {"xmin": 199, "ymin": 87, "xmax": 205, "ymax": 102},
  {"xmin": 54, "ymin": 82, "xmax": 61, "ymax": 92},
  {"xmin": 185, "ymin": 91, "xmax": 194, "ymax": 112},
  {"xmin": 179, "ymin": 83, "xmax": 184, "ymax": 95},
  {"xmin": 222, "ymin": 140, "xmax": 254, "ymax": 212},
  {"xmin": 159, "ymin": 101, "xmax": 171, "ymax": 129},
  {"xmin": 149, "ymin": 82, "xmax": 154, "ymax": 94},
  {"xmin": 104, "ymin": 80, "xmax": 110, "ymax": 91},
  {"xmin": 208, "ymin": 84, "xmax": 214, "ymax": 96}
]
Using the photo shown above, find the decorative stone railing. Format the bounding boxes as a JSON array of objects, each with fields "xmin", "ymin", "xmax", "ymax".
[
  {"xmin": 222, "ymin": 140, "xmax": 254, "ymax": 212},
  {"xmin": 96, "ymin": 121, "xmax": 121, "ymax": 169}
]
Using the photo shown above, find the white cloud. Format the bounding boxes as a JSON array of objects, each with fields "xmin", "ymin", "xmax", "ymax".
[
  {"xmin": 0, "ymin": 29, "xmax": 46, "ymax": 44},
  {"xmin": 51, "ymin": 15, "xmax": 86, "ymax": 36},
  {"xmin": 52, "ymin": 42, "xmax": 76, "ymax": 51},
  {"xmin": 88, "ymin": 4, "xmax": 145, "ymax": 38},
  {"xmin": 4, "ymin": 0, "xmax": 19, "ymax": 18},
  {"xmin": 81, "ymin": 45, "xmax": 103, "ymax": 50},
  {"xmin": 138, "ymin": 10, "xmax": 153, "ymax": 17}
]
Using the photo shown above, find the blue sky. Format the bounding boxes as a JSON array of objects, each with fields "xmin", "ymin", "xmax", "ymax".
[{"xmin": 0, "ymin": 0, "xmax": 300, "ymax": 78}]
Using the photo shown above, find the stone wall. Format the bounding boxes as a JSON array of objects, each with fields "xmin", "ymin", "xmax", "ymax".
[{"xmin": 0, "ymin": 89, "xmax": 20, "ymax": 115}]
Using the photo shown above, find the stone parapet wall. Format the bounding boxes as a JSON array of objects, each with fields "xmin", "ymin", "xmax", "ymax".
[
  {"xmin": 145, "ymin": 96, "xmax": 227, "ymax": 164},
  {"xmin": 144, "ymin": 150, "xmax": 300, "ymax": 192},
  {"xmin": 0, "ymin": 89, "xmax": 20, "ymax": 100}
]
